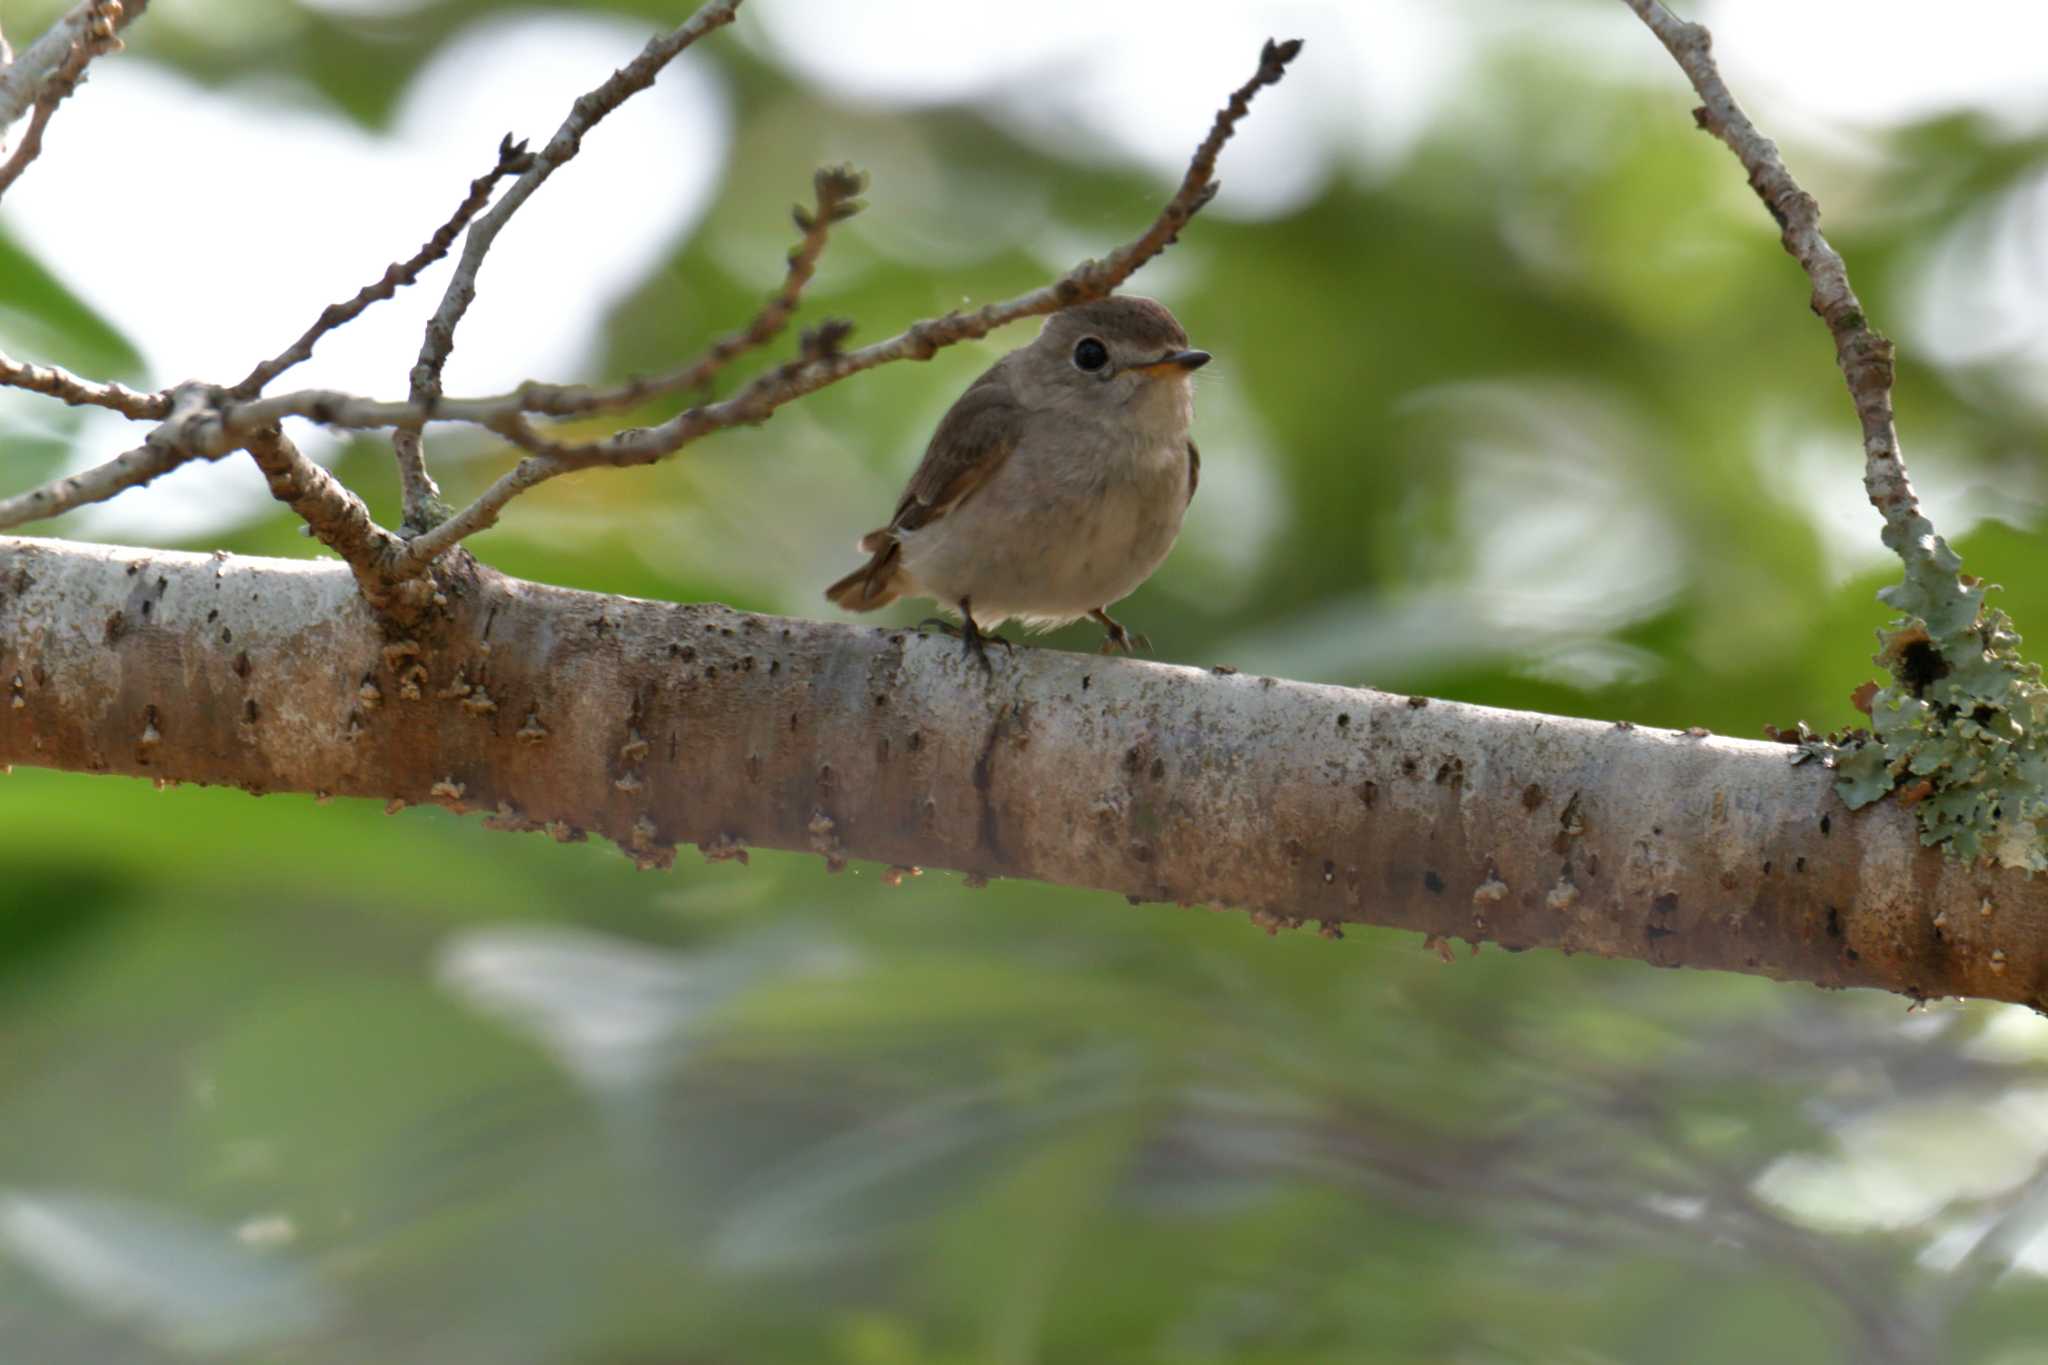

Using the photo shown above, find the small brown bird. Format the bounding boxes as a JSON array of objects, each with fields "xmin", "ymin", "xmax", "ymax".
[{"xmin": 824, "ymin": 295, "xmax": 1208, "ymax": 672}]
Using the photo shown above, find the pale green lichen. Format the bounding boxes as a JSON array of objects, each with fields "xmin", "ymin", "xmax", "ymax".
[{"xmin": 1801, "ymin": 536, "xmax": 2048, "ymax": 871}]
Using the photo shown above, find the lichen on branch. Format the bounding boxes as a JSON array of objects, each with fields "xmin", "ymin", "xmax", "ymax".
[
  {"xmin": 1624, "ymin": 0, "xmax": 2047, "ymax": 872},
  {"xmin": 1811, "ymin": 556, "xmax": 2048, "ymax": 872}
]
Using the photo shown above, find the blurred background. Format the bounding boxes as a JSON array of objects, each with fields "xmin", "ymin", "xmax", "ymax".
[{"xmin": 5, "ymin": 0, "xmax": 2048, "ymax": 1359}]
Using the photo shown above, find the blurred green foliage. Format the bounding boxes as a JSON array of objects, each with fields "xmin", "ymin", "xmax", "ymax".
[{"xmin": 6, "ymin": 2, "xmax": 2048, "ymax": 1361}]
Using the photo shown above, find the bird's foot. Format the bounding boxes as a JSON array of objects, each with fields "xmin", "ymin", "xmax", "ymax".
[
  {"xmin": 1091, "ymin": 609, "xmax": 1150, "ymax": 656},
  {"xmin": 917, "ymin": 612, "xmax": 1012, "ymax": 679}
]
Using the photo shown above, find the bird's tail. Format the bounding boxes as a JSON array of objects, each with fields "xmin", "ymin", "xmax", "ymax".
[{"xmin": 823, "ymin": 530, "xmax": 904, "ymax": 611}]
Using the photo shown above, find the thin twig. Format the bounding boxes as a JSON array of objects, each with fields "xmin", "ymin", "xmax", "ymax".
[
  {"xmin": 229, "ymin": 134, "xmax": 537, "ymax": 400},
  {"xmin": 394, "ymin": 0, "xmax": 743, "ymax": 532},
  {"xmin": 243, "ymin": 426, "xmax": 408, "ymax": 599},
  {"xmin": 397, "ymin": 36, "xmax": 1304, "ymax": 569},
  {"xmin": 0, "ymin": 382, "xmax": 218, "ymax": 530},
  {"xmin": 1619, "ymin": 0, "xmax": 1935, "ymax": 574},
  {"xmin": 0, "ymin": 350, "xmax": 167, "ymax": 419},
  {"xmin": 0, "ymin": 29, "xmax": 1301, "ymax": 568},
  {"xmin": 509, "ymin": 163, "xmax": 867, "ymax": 420},
  {"xmin": 0, "ymin": 0, "xmax": 142, "ymax": 200}
]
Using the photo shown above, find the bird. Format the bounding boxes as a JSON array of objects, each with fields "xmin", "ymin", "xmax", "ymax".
[{"xmin": 823, "ymin": 295, "xmax": 1208, "ymax": 674}]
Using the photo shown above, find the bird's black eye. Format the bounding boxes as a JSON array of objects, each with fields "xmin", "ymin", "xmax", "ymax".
[{"xmin": 1072, "ymin": 337, "xmax": 1109, "ymax": 372}]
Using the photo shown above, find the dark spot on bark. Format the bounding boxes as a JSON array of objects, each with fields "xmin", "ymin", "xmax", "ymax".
[
  {"xmin": 1820, "ymin": 813, "xmax": 1831, "ymax": 836},
  {"xmin": 1795, "ymin": 857, "xmax": 1806, "ymax": 874},
  {"xmin": 770, "ymin": 660, "xmax": 781, "ymax": 675},
  {"xmin": 741, "ymin": 656, "xmax": 755, "ymax": 672},
  {"xmin": 1357, "ymin": 781, "xmax": 1378, "ymax": 808},
  {"xmin": 140, "ymin": 600, "xmax": 152, "ymax": 618},
  {"xmin": 1424, "ymin": 870, "xmax": 1445, "ymax": 895},
  {"xmin": 746, "ymin": 753, "xmax": 761, "ymax": 781},
  {"xmin": 1130, "ymin": 843, "xmax": 1154, "ymax": 864},
  {"xmin": 206, "ymin": 609, "xmax": 218, "ymax": 622},
  {"xmin": 909, "ymin": 731, "xmax": 923, "ymax": 752},
  {"xmin": 220, "ymin": 628, "xmax": 233, "ymax": 645},
  {"xmin": 233, "ymin": 652, "xmax": 251, "ymax": 680},
  {"xmin": 1323, "ymin": 859, "xmax": 1336, "ymax": 881},
  {"xmin": 705, "ymin": 666, "xmax": 717, "ymax": 679},
  {"xmin": 1825, "ymin": 906, "xmax": 1842, "ymax": 939},
  {"xmin": 974, "ymin": 710, "xmax": 1010, "ymax": 861},
  {"xmin": 789, "ymin": 713, "xmax": 799, "ymax": 732},
  {"xmin": 1400, "ymin": 755, "xmax": 1420, "ymax": 778},
  {"xmin": 1081, "ymin": 675, "xmax": 1090, "ymax": 691},
  {"xmin": 1336, "ymin": 713, "xmax": 1349, "ymax": 729},
  {"xmin": 103, "ymin": 611, "xmax": 125, "ymax": 644},
  {"xmin": 155, "ymin": 576, "xmax": 167, "ymax": 596},
  {"xmin": 1284, "ymin": 838, "xmax": 1303, "ymax": 862},
  {"xmin": 125, "ymin": 563, "xmax": 140, "ymax": 576},
  {"xmin": 1653, "ymin": 892, "xmax": 1679, "ymax": 915},
  {"xmin": 1434, "ymin": 758, "xmax": 1463, "ymax": 787},
  {"xmin": 1406, "ymin": 695, "xmax": 1427, "ymax": 708},
  {"xmin": 1521, "ymin": 784, "xmax": 1544, "ymax": 811},
  {"xmin": 1762, "ymin": 861, "xmax": 1772, "ymax": 875},
  {"xmin": 1150, "ymin": 757, "xmax": 1165, "ymax": 781},
  {"xmin": 1845, "ymin": 948, "xmax": 1860, "ymax": 962},
  {"xmin": 242, "ymin": 699, "xmax": 259, "ymax": 725},
  {"xmin": 1646, "ymin": 923, "xmax": 1675, "ymax": 940}
]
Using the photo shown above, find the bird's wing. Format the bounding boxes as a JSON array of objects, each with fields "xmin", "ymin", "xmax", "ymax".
[
  {"xmin": 886, "ymin": 364, "xmax": 1020, "ymax": 535},
  {"xmin": 1186, "ymin": 439, "xmax": 1200, "ymax": 505}
]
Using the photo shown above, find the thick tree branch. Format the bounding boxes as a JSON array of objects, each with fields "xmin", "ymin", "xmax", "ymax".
[{"xmin": 2, "ymin": 534, "xmax": 2035, "ymax": 1006}]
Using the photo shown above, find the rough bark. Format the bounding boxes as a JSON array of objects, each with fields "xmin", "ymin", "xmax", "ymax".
[{"xmin": 2, "ymin": 534, "xmax": 2037, "ymax": 1006}]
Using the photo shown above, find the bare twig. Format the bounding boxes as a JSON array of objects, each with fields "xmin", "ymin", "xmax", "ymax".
[
  {"xmin": 508, "ymin": 163, "xmax": 867, "ymax": 421},
  {"xmin": 1619, "ymin": 0, "xmax": 1933, "ymax": 573},
  {"xmin": 0, "ymin": 350, "xmax": 167, "ymax": 419},
  {"xmin": 0, "ymin": 28, "xmax": 1302, "ymax": 572},
  {"xmin": 0, "ymin": 0, "xmax": 138, "ymax": 128},
  {"xmin": 0, "ymin": 0, "xmax": 142, "ymax": 200},
  {"xmin": 396, "ymin": 36, "xmax": 1305, "ymax": 569},
  {"xmin": 243, "ymin": 426, "xmax": 408, "ymax": 600},
  {"xmin": 0, "ymin": 382, "xmax": 220, "ymax": 530},
  {"xmin": 230, "ymin": 134, "xmax": 537, "ymax": 400},
  {"xmin": 394, "ymin": 0, "xmax": 742, "ymax": 531}
]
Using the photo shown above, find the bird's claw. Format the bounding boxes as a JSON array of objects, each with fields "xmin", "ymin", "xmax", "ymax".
[{"xmin": 917, "ymin": 614, "xmax": 1011, "ymax": 678}]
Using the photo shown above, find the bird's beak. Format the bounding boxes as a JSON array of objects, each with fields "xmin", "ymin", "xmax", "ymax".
[{"xmin": 1138, "ymin": 349, "xmax": 1211, "ymax": 376}]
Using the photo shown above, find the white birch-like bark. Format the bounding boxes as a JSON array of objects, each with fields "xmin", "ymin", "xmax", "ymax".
[{"xmin": 1, "ymin": 535, "xmax": 2032, "ymax": 1006}]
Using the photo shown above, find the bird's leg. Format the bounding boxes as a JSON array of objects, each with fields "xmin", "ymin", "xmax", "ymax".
[
  {"xmin": 1091, "ymin": 607, "xmax": 1151, "ymax": 656},
  {"xmin": 918, "ymin": 598, "xmax": 1012, "ymax": 677}
]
